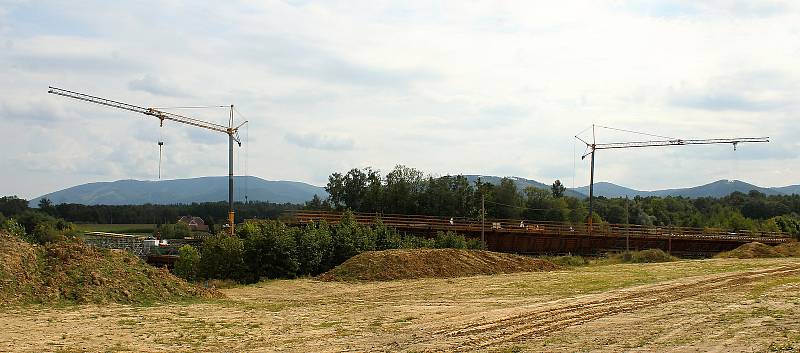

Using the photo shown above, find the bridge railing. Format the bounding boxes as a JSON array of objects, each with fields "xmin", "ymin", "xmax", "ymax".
[{"xmin": 280, "ymin": 210, "xmax": 792, "ymax": 244}]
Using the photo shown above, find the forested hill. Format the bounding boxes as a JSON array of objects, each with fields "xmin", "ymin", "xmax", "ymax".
[
  {"xmin": 573, "ymin": 180, "xmax": 800, "ymax": 198},
  {"xmin": 464, "ymin": 176, "xmax": 585, "ymax": 199},
  {"xmin": 30, "ymin": 176, "xmax": 327, "ymax": 206}
]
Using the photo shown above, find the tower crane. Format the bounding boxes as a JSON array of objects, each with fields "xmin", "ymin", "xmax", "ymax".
[
  {"xmin": 48, "ymin": 86, "xmax": 248, "ymax": 235},
  {"xmin": 575, "ymin": 125, "xmax": 769, "ymax": 233}
]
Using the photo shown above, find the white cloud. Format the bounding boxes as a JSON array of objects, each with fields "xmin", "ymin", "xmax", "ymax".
[{"xmin": 0, "ymin": 0, "xmax": 798, "ymax": 199}]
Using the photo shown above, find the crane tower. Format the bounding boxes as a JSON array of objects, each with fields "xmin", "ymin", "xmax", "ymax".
[{"xmin": 48, "ymin": 86, "xmax": 248, "ymax": 235}]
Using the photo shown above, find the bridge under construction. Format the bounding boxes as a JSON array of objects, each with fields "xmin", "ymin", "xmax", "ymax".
[{"xmin": 284, "ymin": 210, "xmax": 791, "ymax": 258}]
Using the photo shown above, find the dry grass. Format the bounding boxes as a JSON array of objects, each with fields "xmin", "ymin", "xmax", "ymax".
[
  {"xmin": 0, "ymin": 232, "xmax": 219, "ymax": 305},
  {"xmin": 716, "ymin": 242, "xmax": 785, "ymax": 259},
  {"xmin": 2, "ymin": 257, "xmax": 799, "ymax": 352}
]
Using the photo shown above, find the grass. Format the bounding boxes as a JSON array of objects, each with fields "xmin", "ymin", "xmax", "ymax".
[
  {"xmin": 4, "ymin": 257, "xmax": 800, "ymax": 352},
  {"xmin": 74, "ymin": 224, "xmax": 156, "ymax": 234}
]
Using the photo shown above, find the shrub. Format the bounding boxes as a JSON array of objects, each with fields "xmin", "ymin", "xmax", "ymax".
[
  {"xmin": 295, "ymin": 221, "xmax": 332, "ymax": 275},
  {"xmin": 1, "ymin": 218, "xmax": 34, "ymax": 243},
  {"xmin": 175, "ymin": 245, "xmax": 201, "ymax": 282},
  {"xmin": 241, "ymin": 220, "xmax": 299, "ymax": 282},
  {"xmin": 15, "ymin": 210, "xmax": 59, "ymax": 235},
  {"xmin": 434, "ymin": 231, "xmax": 468, "ymax": 249},
  {"xmin": 550, "ymin": 255, "xmax": 588, "ymax": 267},
  {"xmin": 465, "ymin": 238, "xmax": 487, "ymax": 250},
  {"xmin": 615, "ymin": 249, "xmax": 676, "ymax": 263},
  {"xmin": 199, "ymin": 233, "xmax": 246, "ymax": 281},
  {"xmin": 374, "ymin": 219, "xmax": 403, "ymax": 250},
  {"xmin": 33, "ymin": 223, "xmax": 63, "ymax": 243},
  {"xmin": 157, "ymin": 223, "xmax": 192, "ymax": 239},
  {"xmin": 399, "ymin": 235, "xmax": 435, "ymax": 249},
  {"xmin": 328, "ymin": 211, "xmax": 376, "ymax": 268}
]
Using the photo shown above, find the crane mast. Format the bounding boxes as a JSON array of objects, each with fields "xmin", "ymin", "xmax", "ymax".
[
  {"xmin": 576, "ymin": 125, "xmax": 769, "ymax": 234},
  {"xmin": 48, "ymin": 86, "xmax": 247, "ymax": 235}
]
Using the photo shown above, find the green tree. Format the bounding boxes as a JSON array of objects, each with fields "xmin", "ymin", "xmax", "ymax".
[
  {"xmin": 551, "ymin": 180, "xmax": 566, "ymax": 198},
  {"xmin": 0, "ymin": 196, "xmax": 28, "ymax": 217},
  {"xmin": 294, "ymin": 221, "xmax": 332, "ymax": 275},
  {"xmin": 240, "ymin": 220, "xmax": 299, "ymax": 282},
  {"xmin": 199, "ymin": 233, "xmax": 246, "ymax": 281},
  {"xmin": 175, "ymin": 245, "xmax": 201, "ymax": 281},
  {"xmin": 492, "ymin": 178, "xmax": 522, "ymax": 219}
]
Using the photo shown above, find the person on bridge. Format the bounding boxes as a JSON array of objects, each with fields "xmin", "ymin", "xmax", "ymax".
[{"xmin": 449, "ymin": 217, "xmax": 454, "ymax": 225}]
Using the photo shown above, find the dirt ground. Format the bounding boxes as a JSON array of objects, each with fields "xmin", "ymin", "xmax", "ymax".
[{"xmin": 2, "ymin": 258, "xmax": 800, "ymax": 352}]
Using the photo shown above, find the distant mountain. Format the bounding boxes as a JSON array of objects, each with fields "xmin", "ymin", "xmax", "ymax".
[
  {"xmin": 30, "ymin": 174, "xmax": 799, "ymax": 207},
  {"xmin": 572, "ymin": 180, "xmax": 800, "ymax": 198},
  {"xmin": 464, "ymin": 175, "xmax": 586, "ymax": 199},
  {"xmin": 773, "ymin": 185, "xmax": 800, "ymax": 195},
  {"xmin": 571, "ymin": 182, "xmax": 641, "ymax": 198},
  {"xmin": 30, "ymin": 176, "xmax": 327, "ymax": 206}
]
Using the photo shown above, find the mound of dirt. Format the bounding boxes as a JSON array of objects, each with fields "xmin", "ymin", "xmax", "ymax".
[
  {"xmin": 319, "ymin": 248, "xmax": 559, "ymax": 281},
  {"xmin": 774, "ymin": 242, "xmax": 800, "ymax": 257},
  {"xmin": 0, "ymin": 232, "xmax": 221, "ymax": 305},
  {"xmin": 716, "ymin": 242, "xmax": 784, "ymax": 259}
]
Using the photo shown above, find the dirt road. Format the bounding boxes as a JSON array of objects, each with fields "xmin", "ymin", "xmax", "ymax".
[{"xmin": 2, "ymin": 258, "xmax": 799, "ymax": 352}]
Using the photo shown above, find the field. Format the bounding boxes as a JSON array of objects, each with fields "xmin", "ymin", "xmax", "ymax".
[
  {"xmin": 74, "ymin": 224, "xmax": 156, "ymax": 235},
  {"xmin": 2, "ymin": 258, "xmax": 800, "ymax": 352}
]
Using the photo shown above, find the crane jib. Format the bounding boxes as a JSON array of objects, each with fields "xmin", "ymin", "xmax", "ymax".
[{"xmin": 47, "ymin": 85, "xmax": 247, "ymax": 236}]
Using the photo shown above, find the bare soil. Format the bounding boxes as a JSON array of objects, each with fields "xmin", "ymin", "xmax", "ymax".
[
  {"xmin": 319, "ymin": 248, "xmax": 559, "ymax": 281},
  {"xmin": 0, "ymin": 233, "xmax": 218, "ymax": 305},
  {"xmin": 716, "ymin": 242, "xmax": 785, "ymax": 259},
  {"xmin": 1, "ymin": 258, "xmax": 799, "ymax": 352}
]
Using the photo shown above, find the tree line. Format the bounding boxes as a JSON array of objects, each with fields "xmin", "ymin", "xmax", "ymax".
[
  {"xmin": 312, "ymin": 165, "xmax": 800, "ymax": 237},
  {"xmin": 174, "ymin": 212, "xmax": 484, "ymax": 283},
  {"xmin": 1, "ymin": 196, "xmax": 297, "ymax": 227}
]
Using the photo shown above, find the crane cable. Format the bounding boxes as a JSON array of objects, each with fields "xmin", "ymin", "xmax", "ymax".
[{"xmin": 158, "ymin": 127, "xmax": 164, "ymax": 180}]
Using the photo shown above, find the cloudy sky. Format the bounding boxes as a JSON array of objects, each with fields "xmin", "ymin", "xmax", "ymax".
[{"xmin": 1, "ymin": 0, "xmax": 799, "ymax": 199}]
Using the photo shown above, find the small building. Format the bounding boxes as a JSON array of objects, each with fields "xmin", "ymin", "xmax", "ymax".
[{"xmin": 177, "ymin": 216, "xmax": 209, "ymax": 232}]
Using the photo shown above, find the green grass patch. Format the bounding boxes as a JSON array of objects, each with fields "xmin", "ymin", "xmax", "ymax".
[{"xmin": 74, "ymin": 224, "xmax": 156, "ymax": 234}]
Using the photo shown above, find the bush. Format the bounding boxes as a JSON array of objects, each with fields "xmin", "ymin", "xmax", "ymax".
[
  {"xmin": 157, "ymin": 223, "xmax": 193, "ymax": 239},
  {"xmin": 191, "ymin": 215, "xmax": 488, "ymax": 281},
  {"xmin": 33, "ymin": 223, "xmax": 64, "ymax": 243},
  {"xmin": 374, "ymin": 219, "xmax": 403, "ymax": 250},
  {"xmin": 465, "ymin": 238, "xmax": 487, "ymax": 250},
  {"xmin": 240, "ymin": 221, "xmax": 299, "ymax": 282},
  {"xmin": 327, "ymin": 211, "xmax": 376, "ymax": 268},
  {"xmin": 175, "ymin": 245, "xmax": 201, "ymax": 282},
  {"xmin": 434, "ymin": 231, "xmax": 468, "ymax": 249},
  {"xmin": 294, "ymin": 221, "xmax": 332, "ymax": 275},
  {"xmin": 199, "ymin": 233, "xmax": 246, "ymax": 281},
  {"xmin": 550, "ymin": 255, "xmax": 589, "ymax": 267},
  {"xmin": 615, "ymin": 249, "xmax": 676, "ymax": 263},
  {"xmin": 398, "ymin": 235, "xmax": 435, "ymax": 249},
  {"xmin": 1, "ymin": 218, "xmax": 34, "ymax": 243},
  {"xmin": 15, "ymin": 210, "xmax": 59, "ymax": 235}
]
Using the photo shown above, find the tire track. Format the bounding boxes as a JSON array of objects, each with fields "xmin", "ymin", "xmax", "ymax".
[{"xmin": 423, "ymin": 264, "xmax": 800, "ymax": 351}]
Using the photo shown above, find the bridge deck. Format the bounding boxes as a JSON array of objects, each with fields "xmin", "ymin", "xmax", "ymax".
[{"xmin": 282, "ymin": 210, "xmax": 793, "ymax": 257}]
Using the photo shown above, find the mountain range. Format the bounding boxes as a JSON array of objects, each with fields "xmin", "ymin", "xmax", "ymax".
[
  {"xmin": 29, "ymin": 176, "xmax": 327, "ymax": 206},
  {"xmin": 30, "ymin": 176, "xmax": 799, "ymax": 206},
  {"xmin": 573, "ymin": 180, "xmax": 800, "ymax": 198}
]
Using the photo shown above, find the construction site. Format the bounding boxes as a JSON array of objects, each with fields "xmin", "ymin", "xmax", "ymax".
[{"xmin": 2, "ymin": 2, "xmax": 800, "ymax": 352}]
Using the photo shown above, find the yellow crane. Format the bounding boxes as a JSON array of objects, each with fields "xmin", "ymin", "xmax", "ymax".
[
  {"xmin": 48, "ymin": 86, "xmax": 248, "ymax": 235},
  {"xmin": 575, "ymin": 125, "xmax": 769, "ymax": 233}
]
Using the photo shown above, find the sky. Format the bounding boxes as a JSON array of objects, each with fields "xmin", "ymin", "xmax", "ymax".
[{"xmin": 1, "ymin": 0, "xmax": 799, "ymax": 200}]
